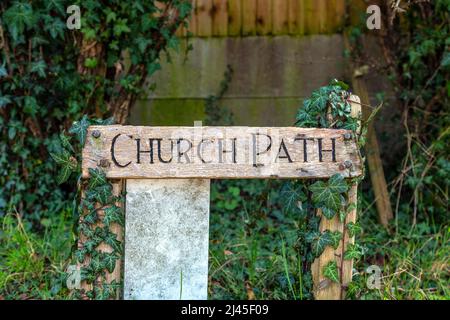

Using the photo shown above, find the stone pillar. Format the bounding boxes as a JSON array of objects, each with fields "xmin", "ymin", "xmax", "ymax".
[{"xmin": 124, "ymin": 179, "xmax": 210, "ymax": 300}]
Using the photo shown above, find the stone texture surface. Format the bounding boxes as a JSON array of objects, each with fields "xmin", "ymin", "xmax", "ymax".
[
  {"xmin": 124, "ymin": 179, "xmax": 210, "ymax": 300},
  {"xmin": 130, "ymin": 35, "xmax": 346, "ymax": 126}
]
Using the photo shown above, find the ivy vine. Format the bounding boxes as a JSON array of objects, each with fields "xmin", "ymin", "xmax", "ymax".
[
  {"xmin": 284, "ymin": 79, "xmax": 367, "ymax": 293},
  {"xmin": 51, "ymin": 116, "xmax": 125, "ymax": 300}
]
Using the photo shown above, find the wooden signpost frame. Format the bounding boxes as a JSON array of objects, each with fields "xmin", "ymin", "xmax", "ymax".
[{"xmin": 77, "ymin": 97, "xmax": 362, "ymax": 300}]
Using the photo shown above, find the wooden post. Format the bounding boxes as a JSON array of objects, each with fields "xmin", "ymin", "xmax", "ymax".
[
  {"xmin": 343, "ymin": 33, "xmax": 394, "ymax": 229},
  {"xmin": 81, "ymin": 125, "xmax": 363, "ymax": 300},
  {"xmin": 77, "ymin": 179, "xmax": 124, "ymax": 299},
  {"xmin": 352, "ymin": 79, "xmax": 394, "ymax": 228},
  {"xmin": 311, "ymin": 96, "xmax": 361, "ymax": 300}
]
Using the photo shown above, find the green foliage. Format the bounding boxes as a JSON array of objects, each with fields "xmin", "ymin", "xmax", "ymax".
[
  {"xmin": 309, "ymin": 174, "xmax": 349, "ymax": 214},
  {"xmin": 346, "ymin": 222, "xmax": 362, "ymax": 238},
  {"xmin": 0, "ymin": 211, "xmax": 73, "ymax": 299},
  {"xmin": 323, "ymin": 261, "xmax": 339, "ymax": 283},
  {"xmin": 296, "ymin": 79, "xmax": 359, "ymax": 131},
  {"xmin": 306, "ymin": 230, "xmax": 342, "ymax": 258},
  {"xmin": 348, "ymin": 197, "xmax": 449, "ymax": 300},
  {"xmin": 0, "ymin": 0, "xmax": 192, "ymax": 225},
  {"xmin": 49, "ymin": 117, "xmax": 125, "ymax": 299},
  {"xmin": 343, "ymin": 244, "xmax": 364, "ymax": 261}
]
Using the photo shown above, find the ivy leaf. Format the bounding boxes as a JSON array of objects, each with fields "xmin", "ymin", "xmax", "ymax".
[
  {"xmin": 321, "ymin": 207, "xmax": 336, "ymax": 220},
  {"xmin": 56, "ymin": 165, "xmax": 72, "ymax": 184},
  {"xmin": 102, "ymin": 253, "xmax": 118, "ymax": 273},
  {"xmin": 75, "ymin": 249, "xmax": 87, "ymax": 263},
  {"xmin": 0, "ymin": 64, "xmax": 8, "ymax": 78},
  {"xmin": 103, "ymin": 230, "xmax": 122, "ymax": 253},
  {"xmin": 3, "ymin": 2, "xmax": 35, "ymax": 42},
  {"xmin": 344, "ymin": 244, "xmax": 364, "ymax": 260},
  {"xmin": 51, "ymin": 149, "xmax": 77, "ymax": 184},
  {"xmin": 280, "ymin": 182, "xmax": 306, "ymax": 214},
  {"xmin": 88, "ymin": 168, "xmax": 108, "ymax": 189},
  {"xmin": 328, "ymin": 231, "xmax": 343, "ymax": 249},
  {"xmin": 84, "ymin": 239, "xmax": 99, "ymax": 253},
  {"xmin": 50, "ymin": 149, "xmax": 77, "ymax": 170},
  {"xmin": 103, "ymin": 205, "xmax": 123, "ymax": 227},
  {"xmin": 309, "ymin": 174, "xmax": 348, "ymax": 211},
  {"xmin": 323, "ymin": 261, "xmax": 339, "ymax": 283},
  {"xmin": 90, "ymin": 254, "xmax": 104, "ymax": 273},
  {"xmin": 69, "ymin": 115, "xmax": 90, "ymax": 146},
  {"xmin": 309, "ymin": 88, "xmax": 329, "ymax": 111},
  {"xmin": 92, "ymin": 185, "xmax": 113, "ymax": 205},
  {"xmin": 30, "ymin": 60, "xmax": 47, "ymax": 78},
  {"xmin": 0, "ymin": 95, "xmax": 12, "ymax": 108},
  {"xmin": 307, "ymin": 231, "xmax": 334, "ymax": 258},
  {"xmin": 83, "ymin": 211, "xmax": 98, "ymax": 225},
  {"xmin": 347, "ymin": 222, "xmax": 363, "ymax": 237},
  {"xmin": 59, "ymin": 132, "xmax": 74, "ymax": 153}
]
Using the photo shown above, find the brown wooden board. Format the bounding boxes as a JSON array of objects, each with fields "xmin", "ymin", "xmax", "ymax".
[{"xmin": 82, "ymin": 126, "xmax": 362, "ymax": 179}]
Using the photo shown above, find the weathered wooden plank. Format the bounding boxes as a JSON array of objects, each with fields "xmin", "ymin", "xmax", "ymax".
[
  {"xmin": 196, "ymin": 0, "xmax": 213, "ymax": 36},
  {"xmin": 304, "ymin": 0, "xmax": 318, "ymax": 34},
  {"xmin": 242, "ymin": 0, "xmax": 257, "ymax": 36},
  {"xmin": 288, "ymin": 0, "xmax": 305, "ymax": 35},
  {"xmin": 334, "ymin": 0, "xmax": 346, "ymax": 31},
  {"xmin": 82, "ymin": 126, "xmax": 362, "ymax": 179},
  {"xmin": 212, "ymin": 0, "xmax": 228, "ymax": 36},
  {"xmin": 256, "ymin": 0, "xmax": 272, "ymax": 35},
  {"xmin": 327, "ymin": 0, "xmax": 337, "ymax": 32},
  {"xmin": 188, "ymin": 0, "xmax": 198, "ymax": 35},
  {"xmin": 272, "ymin": 0, "xmax": 289, "ymax": 35},
  {"xmin": 317, "ymin": 0, "xmax": 327, "ymax": 33},
  {"xmin": 228, "ymin": 0, "xmax": 242, "ymax": 36}
]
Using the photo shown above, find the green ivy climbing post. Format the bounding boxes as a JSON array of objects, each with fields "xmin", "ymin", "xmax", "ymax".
[
  {"xmin": 311, "ymin": 96, "xmax": 362, "ymax": 300},
  {"xmin": 77, "ymin": 179, "xmax": 125, "ymax": 299}
]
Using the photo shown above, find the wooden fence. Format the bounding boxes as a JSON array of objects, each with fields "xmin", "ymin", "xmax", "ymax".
[{"xmin": 176, "ymin": 0, "xmax": 368, "ymax": 37}]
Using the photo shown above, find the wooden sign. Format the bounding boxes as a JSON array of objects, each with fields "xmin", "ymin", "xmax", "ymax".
[{"xmin": 82, "ymin": 126, "xmax": 362, "ymax": 179}]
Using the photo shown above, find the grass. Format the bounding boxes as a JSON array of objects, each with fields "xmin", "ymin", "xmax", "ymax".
[
  {"xmin": 0, "ymin": 210, "xmax": 74, "ymax": 299},
  {"xmin": 348, "ymin": 196, "xmax": 450, "ymax": 300},
  {"xmin": 0, "ymin": 180, "xmax": 448, "ymax": 300}
]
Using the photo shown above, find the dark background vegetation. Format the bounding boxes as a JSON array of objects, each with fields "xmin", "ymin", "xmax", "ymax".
[{"xmin": 0, "ymin": 1, "xmax": 448, "ymax": 299}]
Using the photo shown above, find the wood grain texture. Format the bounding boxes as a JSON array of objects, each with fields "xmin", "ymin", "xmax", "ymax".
[
  {"xmin": 188, "ymin": 0, "xmax": 198, "ymax": 35},
  {"xmin": 256, "ymin": 0, "xmax": 272, "ymax": 35},
  {"xmin": 242, "ymin": 0, "xmax": 257, "ymax": 36},
  {"xmin": 288, "ymin": 0, "xmax": 305, "ymax": 35},
  {"xmin": 317, "ymin": 0, "xmax": 327, "ymax": 33},
  {"xmin": 212, "ymin": 0, "xmax": 228, "ymax": 36},
  {"xmin": 228, "ymin": 0, "xmax": 242, "ymax": 35},
  {"xmin": 196, "ymin": 0, "xmax": 213, "ymax": 36},
  {"xmin": 272, "ymin": 0, "xmax": 288, "ymax": 34},
  {"xmin": 311, "ymin": 96, "xmax": 361, "ymax": 300},
  {"xmin": 82, "ymin": 126, "xmax": 362, "ymax": 179}
]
